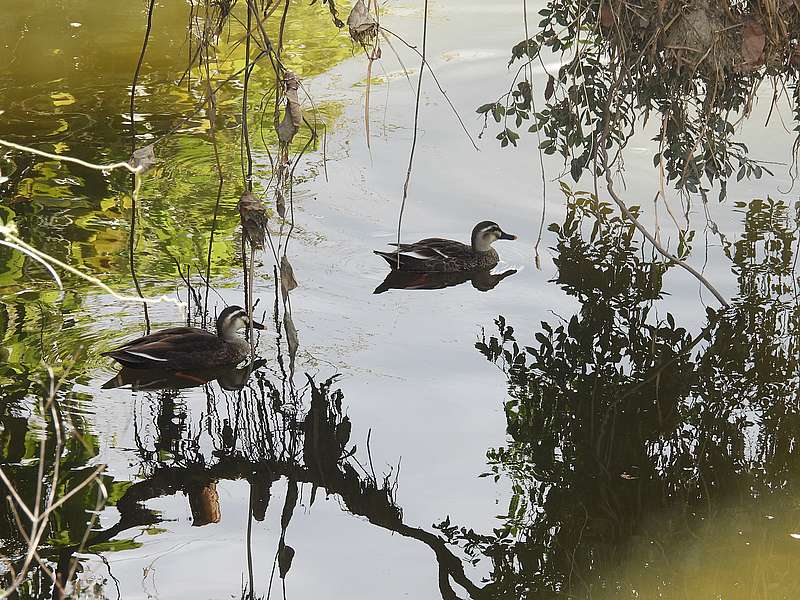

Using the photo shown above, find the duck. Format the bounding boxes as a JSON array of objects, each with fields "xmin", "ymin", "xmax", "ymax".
[
  {"xmin": 101, "ymin": 305, "xmax": 264, "ymax": 370},
  {"xmin": 374, "ymin": 221, "xmax": 517, "ymax": 272}
]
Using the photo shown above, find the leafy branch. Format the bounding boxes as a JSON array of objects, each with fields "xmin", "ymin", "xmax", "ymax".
[{"xmin": 481, "ymin": 0, "xmax": 799, "ymax": 196}]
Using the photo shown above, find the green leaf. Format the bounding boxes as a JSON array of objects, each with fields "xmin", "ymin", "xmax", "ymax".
[{"xmin": 570, "ymin": 159, "xmax": 582, "ymax": 182}]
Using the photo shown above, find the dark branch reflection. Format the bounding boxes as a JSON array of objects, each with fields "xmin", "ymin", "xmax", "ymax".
[
  {"xmin": 56, "ymin": 369, "xmax": 483, "ymax": 600},
  {"xmin": 444, "ymin": 196, "xmax": 800, "ymax": 598},
  {"xmin": 2, "ymin": 334, "xmax": 485, "ymax": 599}
]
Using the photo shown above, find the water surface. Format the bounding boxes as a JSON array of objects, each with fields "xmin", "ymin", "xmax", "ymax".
[{"xmin": 1, "ymin": 1, "xmax": 799, "ymax": 599}]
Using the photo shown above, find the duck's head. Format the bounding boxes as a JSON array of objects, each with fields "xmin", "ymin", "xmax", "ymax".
[
  {"xmin": 471, "ymin": 221, "xmax": 517, "ymax": 252},
  {"xmin": 216, "ymin": 305, "xmax": 265, "ymax": 339}
]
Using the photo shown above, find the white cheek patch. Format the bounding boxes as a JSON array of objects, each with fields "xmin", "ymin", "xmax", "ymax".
[
  {"xmin": 223, "ymin": 311, "xmax": 249, "ymax": 330},
  {"xmin": 477, "ymin": 227, "xmax": 498, "ymax": 241},
  {"xmin": 231, "ymin": 311, "xmax": 248, "ymax": 322}
]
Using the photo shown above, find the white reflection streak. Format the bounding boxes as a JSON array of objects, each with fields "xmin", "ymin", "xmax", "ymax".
[
  {"xmin": 0, "ymin": 239, "xmax": 63, "ymax": 289},
  {"xmin": 0, "ymin": 138, "xmax": 186, "ymax": 312}
]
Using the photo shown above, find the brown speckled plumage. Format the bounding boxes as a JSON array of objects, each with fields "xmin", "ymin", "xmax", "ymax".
[
  {"xmin": 374, "ymin": 221, "xmax": 516, "ymax": 273},
  {"xmin": 101, "ymin": 306, "xmax": 262, "ymax": 370}
]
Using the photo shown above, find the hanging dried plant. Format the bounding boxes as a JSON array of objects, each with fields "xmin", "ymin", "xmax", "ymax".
[
  {"xmin": 238, "ymin": 191, "xmax": 268, "ymax": 249},
  {"xmin": 347, "ymin": 0, "xmax": 378, "ymax": 46},
  {"xmin": 277, "ymin": 71, "xmax": 303, "ymax": 144}
]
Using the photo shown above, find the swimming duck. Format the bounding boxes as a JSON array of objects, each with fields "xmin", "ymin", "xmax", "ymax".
[
  {"xmin": 374, "ymin": 221, "xmax": 517, "ymax": 272},
  {"xmin": 101, "ymin": 306, "xmax": 264, "ymax": 370}
]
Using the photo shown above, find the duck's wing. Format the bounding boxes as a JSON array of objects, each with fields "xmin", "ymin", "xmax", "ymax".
[
  {"xmin": 388, "ymin": 238, "xmax": 471, "ymax": 259},
  {"xmin": 374, "ymin": 250, "xmax": 427, "ymax": 271},
  {"xmin": 375, "ymin": 238, "xmax": 471, "ymax": 271},
  {"xmin": 111, "ymin": 327, "xmax": 205, "ymax": 349},
  {"xmin": 102, "ymin": 328, "xmax": 218, "ymax": 367}
]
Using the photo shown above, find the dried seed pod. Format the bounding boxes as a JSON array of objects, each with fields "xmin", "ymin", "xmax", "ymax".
[
  {"xmin": 280, "ymin": 255, "xmax": 298, "ymax": 299},
  {"xmin": 277, "ymin": 71, "xmax": 303, "ymax": 144},
  {"xmin": 347, "ymin": 0, "xmax": 378, "ymax": 45},
  {"xmin": 129, "ymin": 144, "xmax": 157, "ymax": 172},
  {"xmin": 238, "ymin": 191, "xmax": 268, "ymax": 249}
]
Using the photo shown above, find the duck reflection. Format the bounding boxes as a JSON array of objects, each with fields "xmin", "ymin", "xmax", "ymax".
[
  {"xmin": 374, "ymin": 267, "xmax": 517, "ymax": 294},
  {"xmin": 101, "ymin": 359, "xmax": 266, "ymax": 391}
]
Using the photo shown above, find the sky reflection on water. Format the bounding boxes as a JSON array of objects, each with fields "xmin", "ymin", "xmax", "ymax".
[{"xmin": 1, "ymin": 1, "xmax": 799, "ymax": 599}]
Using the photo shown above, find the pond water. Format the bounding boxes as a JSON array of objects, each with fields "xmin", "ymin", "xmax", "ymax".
[{"xmin": 1, "ymin": 1, "xmax": 799, "ymax": 599}]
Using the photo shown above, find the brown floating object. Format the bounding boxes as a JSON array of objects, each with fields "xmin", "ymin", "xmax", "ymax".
[{"xmin": 188, "ymin": 480, "xmax": 221, "ymax": 526}]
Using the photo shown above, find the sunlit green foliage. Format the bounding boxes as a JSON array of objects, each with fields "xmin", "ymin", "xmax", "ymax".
[
  {"xmin": 0, "ymin": 2, "xmax": 356, "ymax": 594},
  {"xmin": 0, "ymin": 0, "xmax": 348, "ymax": 292}
]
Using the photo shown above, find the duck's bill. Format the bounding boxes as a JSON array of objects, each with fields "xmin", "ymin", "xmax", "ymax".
[
  {"xmin": 499, "ymin": 231, "xmax": 517, "ymax": 240},
  {"xmin": 250, "ymin": 320, "xmax": 266, "ymax": 330}
]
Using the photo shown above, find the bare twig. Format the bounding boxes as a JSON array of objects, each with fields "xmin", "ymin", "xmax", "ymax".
[
  {"xmin": 202, "ymin": 31, "xmax": 225, "ymax": 326},
  {"xmin": 523, "ymin": 0, "xmax": 548, "ymax": 268},
  {"xmin": 602, "ymin": 147, "xmax": 730, "ymax": 308},
  {"xmin": 0, "ymin": 369, "xmax": 108, "ymax": 598},
  {"xmin": 0, "ymin": 222, "xmax": 184, "ymax": 311},
  {"xmin": 0, "ymin": 139, "xmax": 140, "ymax": 174},
  {"xmin": 381, "ymin": 27, "xmax": 479, "ymax": 152},
  {"xmin": 395, "ymin": 1, "xmax": 429, "ymax": 265}
]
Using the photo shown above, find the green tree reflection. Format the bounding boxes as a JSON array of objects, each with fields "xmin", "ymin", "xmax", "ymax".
[{"xmin": 452, "ymin": 194, "xmax": 800, "ymax": 599}]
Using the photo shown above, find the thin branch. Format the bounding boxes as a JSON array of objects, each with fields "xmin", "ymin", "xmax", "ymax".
[
  {"xmin": 381, "ymin": 27, "xmax": 479, "ymax": 152},
  {"xmin": 0, "ymin": 139, "xmax": 140, "ymax": 174},
  {"xmin": 242, "ymin": 4, "xmax": 254, "ymax": 191},
  {"xmin": 0, "ymin": 222, "xmax": 185, "ymax": 311},
  {"xmin": 394, "ymin": 1, "xmax": 429, "ymax": 264},
  {"xmin": 602, "ymin": 147, "xmax": 730, "ymax": 308},
  {"xmin": 523, "ymin": 0, "xmax": 547, "ymax": 268},
  {"xmin": 129, "ymin": 0, "xmax": 157, "ymax": 333},
  {"xmin": 0, "ymin": 240, "xmax": 63, "ymax": 289}
]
